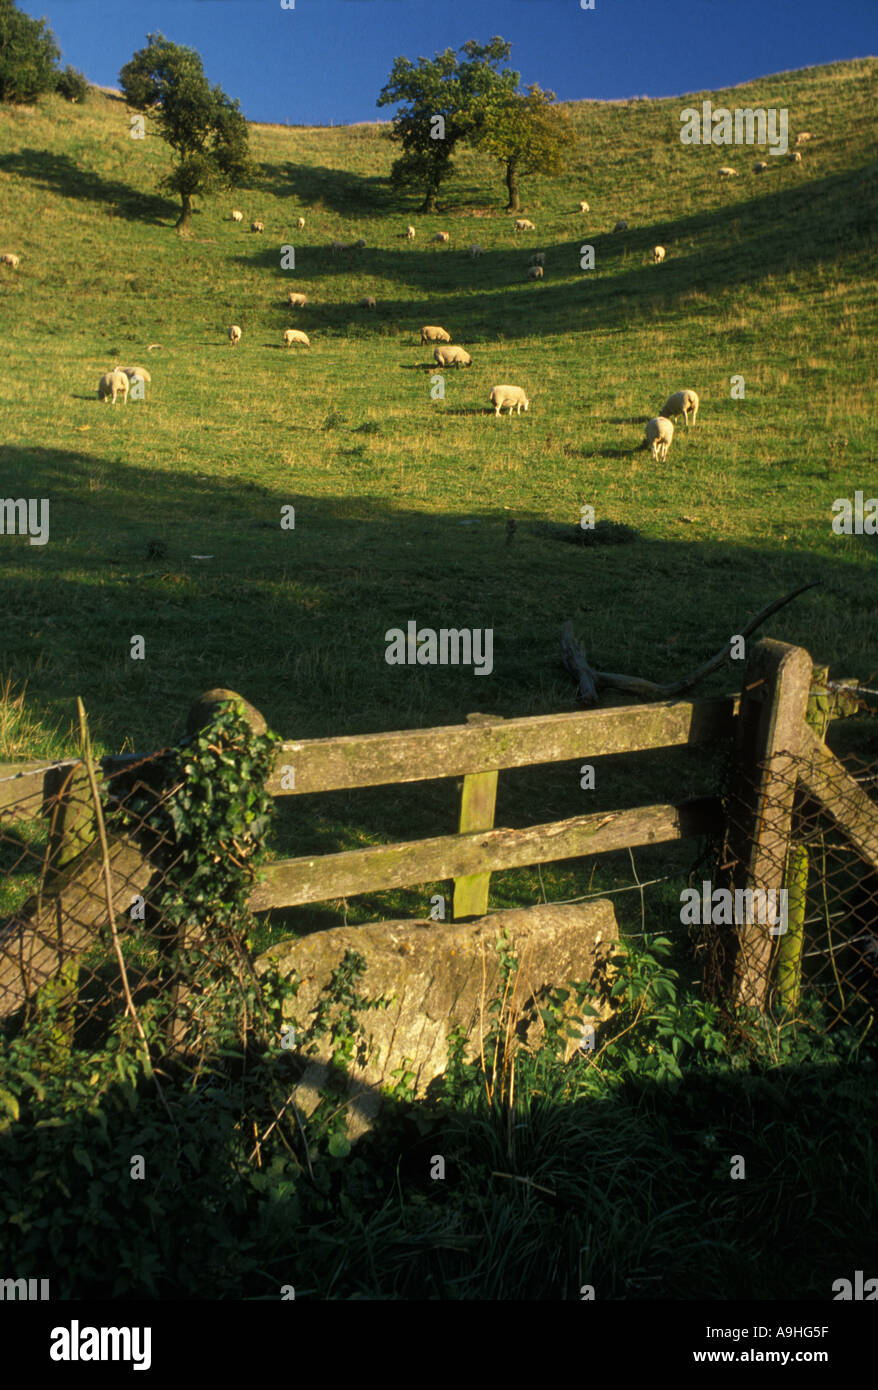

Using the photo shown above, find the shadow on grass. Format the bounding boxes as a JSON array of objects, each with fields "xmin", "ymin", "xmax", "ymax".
[{"xmin": 0, "ymin": 149, "xmax": 178, "ymax": 225}]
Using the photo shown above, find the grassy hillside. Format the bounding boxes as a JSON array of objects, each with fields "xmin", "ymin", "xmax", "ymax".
[{"xmin": 1, "ymin": 59, "xmax": 876, "ymax": 937}]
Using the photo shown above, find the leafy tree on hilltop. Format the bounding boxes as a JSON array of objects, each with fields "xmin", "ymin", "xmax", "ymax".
[
  {"xmin": 119, "ymin": 33, "xmax": 252, "ymax": 233},
  {"xmin": 377, "ymin": 36, "xmax": 518, "ymax": 213},
  {"xmin": 0, "ymin": 0, "xmax": 60, "ymax": 104},
  {"xmin": 475, "ymin": 84, "xmax": 573, "ymax": 212}
]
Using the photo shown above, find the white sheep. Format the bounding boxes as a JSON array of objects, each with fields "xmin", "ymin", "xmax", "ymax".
[
  {"xmin": 718, "ymin": 166, "xmax": 738, "ymax": 177},
  {"xmin": 434, "ymin": 344, "xmax": 472, "ymax": 368},
  {"xmin": 659, "ymin": 389, "xmax": 699, "ymax": 427},
  {"xmin": 231, "ymin": 210, "xmax": 243, "ymax": 222},
  {"xmin": 1, "ymin": 253, "xmax": 20, "ymax": 268},
  {"xmin": 490, "ymin": 385, "xmax": 530, "ymax": 416},
  {"xmin": 753, "ymin": 160, "xmax": 769, "ymax": 173},
  {"xmin": 530, "ymin": 252, "xmax": 546, "ymax": 266},
  {"xmin": 97, "ymin": 368, "xmax": 129, "ymax": 405},
  {"xmin": 468, "ymin": 244, "xmax": 484, "ymax": 257},
  {"xmin": 421, "ymin": 325, "xmax": 451, "ymax": 344},
  {"xmin": 120, "ymin": 366, "xmax": 151, "ymax": 384},
  {"xmin": 406, "ymin": 225, "xmax": 416, "ymax": 240},
  {"xmin": 283, "ymin": 328, "xmax": 311, "ymax": 348},
  {"xmin": 796, "ymin": 132, "xmax": 812, "ymax": 145},
  {"xmin": 296, "ymin": 216, "xmax": 305, "ymax": 229},
  {"xmin": 644, "ymin": 416, "xmax": 673, "ymax": 462},
  {"xmin": 578, "ymin": 201, "xmax": 590, "ymax": 213},
  {"xmin": 653, "ymin": 246, "xmax": 666, "ymax": 264},
  {"xmin": 528, "ymin": 265, "xmax": 544, "ymax": 280},
  {"xmin": 433, "ymin": 231, "xmax": 450, "ymax": 243},
  {"xmin": 359, "ymin": 295, "xmax": 376, "ymax": 309},
  {"xmin": 229, "ymin": 325, "xmax": 242, "ymax": 347},
  {"xmin": 514, "ymin": 219, "xmax": 536, "ymax": 232},
  {"xmin": 790, "ymin": 150, "xmax": 802, "ymax": 163},
  {"xmin": 288, "ymin": 291, "xmax": 308, "ymax": 308},
  {"xmin": 613, "ymin": 219, "xmax": 628, "ymax": 232},
  {"xmin": 251, "ymin": 221, "xmax": 265, "ymax": 232}
]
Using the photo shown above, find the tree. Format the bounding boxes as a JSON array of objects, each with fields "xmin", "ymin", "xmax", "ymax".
[
  {"xmin": 0, "ymin": 0, "xmax": 60, "ymax": 104},
  {"xmin": 377, "ymin": 36, "xmax": 518, "ymax": 213},
  {"xmin": 476, "ymin": 84, "xmax": 573, "ymax": 212},
  {"xmin": 119, "ymin": 33, "xmax": 252, "ymax": 232}
]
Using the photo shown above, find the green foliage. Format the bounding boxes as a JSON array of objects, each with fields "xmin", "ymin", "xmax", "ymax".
[
  {"xmin": 55, "ymin": 65, "xmax": 89, "ymax": 103},
  {"xmin": 475, "ymin": 83, "xmax": 572, "ymax": 210},
  {"xmin": 119, "ymin": 32, "xmax": 253, "ymax": 228},
  {"xmin": 0, "ymin": 0, "xmax": 60, "ymax": 104}
]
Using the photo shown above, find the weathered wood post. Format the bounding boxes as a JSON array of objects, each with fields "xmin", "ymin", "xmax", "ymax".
[
  {"xmin": 724, "ymin": 639, "xmax": 812, "ymax": 1010},
  {"xmin": 452, "ymin": 714, "xmax": 502, "ymax": 921}
]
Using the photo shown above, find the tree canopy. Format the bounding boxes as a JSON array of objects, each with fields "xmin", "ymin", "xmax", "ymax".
[
  {"xmin": 0, "ymin": 0, "xmax": 60, "ymax": 104},
  {"xmin": 475, "ymin": 84, "xmax": 572, "ymax": 211},
  {"xmin": 119, "ymin": 33, "xmax": 252, "ymax": 231}
]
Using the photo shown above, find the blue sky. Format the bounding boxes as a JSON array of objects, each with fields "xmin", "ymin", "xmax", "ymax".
[{"xmin": 18, "ymin": 0, "xmax": 877, "ymax": 126}]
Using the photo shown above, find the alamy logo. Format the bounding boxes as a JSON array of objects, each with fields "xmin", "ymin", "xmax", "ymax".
[
  {"xmin": 0, "ymin": 1276, "xmax": 50, "ymax": 1300},
  {"xmin": 831, "ymin": 492, "xmax": 877, "ymax": 534},
  {"xmin": 49, "ymin": 1320, "xmax": 151, "ymax": 1371},
  {"xmin": 385, "ymin": 621, "xmax": 493, "ymax": 676},
  {"xmin": 1, "ymin": 497, "xmax": 50, "ymax": 546},
  {"xmin": 680, "ymin": 881, "xmax": 788, "ymax": 933},
  {"xmin": 679, "ymin": 101, "xmax": 788, "ymax": 155}
]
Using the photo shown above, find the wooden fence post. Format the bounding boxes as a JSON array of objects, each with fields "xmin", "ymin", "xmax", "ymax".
[
  {"xmin": 725, "ymin": 639, "xmax": 812, "ymax": 1010},
  {"xmin": 452, "ymin": 714, "xmax": 502, "ymax": 920}
]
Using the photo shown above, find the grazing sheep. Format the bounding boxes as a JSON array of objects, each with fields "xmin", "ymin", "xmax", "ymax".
[
  {"xmin": 421, "ymin": 325, "xmax": 451, "ymax": 345},
  {"xmin": 331, "ymin": 240, "xmax": 346, "ymax": 254},
  {"xmin": 406, "ymin": 225, "xmax": 416, "ymax": 239},
  {"xmin": 433, "ymin": 231, "xmax": 450, "ymax": 243},
  {"xmin": 120, "ymin": 366, "xmax": 151, "ymax": 384},
  {"xmin": 434, "ymin": 344, "xmax": 472, "ymax": 368},
  {"xmin": 359, "ymin": 295, "xmax": 376, "ymax": 309},
  {"xmin": 251, "ymin": 221, "xmax": 264, "ymax": 232},
  {"xmin": 490, "ymin": 385, "xmax": 530, "ymax": 416},
  {"xmin": 530, "ymin": 252, "xmax": 546, "ymax": 266},
  {"xmin": 283, "ymin": 328, "xmax": 311, "ymax": 348},
  {"xmin": 612, "ymin": 219, "xmax": 628, "ymax": 232},
  {"xmin": 514, "ymin": 219, "xmax": 536, "ymax": 232},
  {"xmin": 296, "ymin": 217, "xmax": 305, "ymax": 229},
  {"xmin": 288, "ymin": 291, "xmax": 308, "ymax": 308},
  {"xmin": 659, "ymin": 389, "xmax": 699, "ymax": 427},
  {"xmin": 578, "ymin": 201, "xmax": 590, "ymax": 213},
  {"xmin": 231, "ymin": 210, "xmax": 243, "ymax": 222},
  {"xmin": 469, "ymin": 244, "xmax": 484, "ymax": 257},
  {"xmin": 352, "ymin": 238, "xmax": 366, "ymax": 249},
  {"xmin": 653, "ymin": 246, "xmax": 666, "ymax": 264},
  {"xmin": 753, "ymin": 160, "xmax": 769, "ymax": 173},
  {"xmin": 528, "ymin": 265, "xmax": 544, "ymax": 280},
  {"xmin": 645, "ymin": 416, "xmax": 674, "ymax": 462},
  {"xmin": 718, "ymin": 166, "xmax": 738, "ymax": 177},
  {"xmin": 229, "ymin": 325, "xmax": 242, "ymax": 347},
  {"xmin": 97, "ymin": 368, "xmax": 129, "ymax": 405},
  {"xmin": 1, "ymin": 253, "xmax": 20, "ymax": 268},
  {"xmin": 796, "ymin": 132, "xmax": 812, "ymax": 145},
  {"xmin": 790, "ymin": 150, "xmax": 802, "ymax": 163}
]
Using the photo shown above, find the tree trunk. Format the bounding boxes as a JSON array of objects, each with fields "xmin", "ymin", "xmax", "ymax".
[
  {"xmin": 420, "ymin": 187, "xmax": 437, "ymax": 213},
  {"xmin": 505, "ymin": 161, "xmax": 520, "ymax": 212},
  {"xmin": 176, "ymin": 192, "xmax": 194, "ymax": 232}
]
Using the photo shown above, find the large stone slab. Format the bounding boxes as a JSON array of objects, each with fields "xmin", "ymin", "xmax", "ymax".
[{"xmin": 254, "ymin": 901, "xmax": 619, "ymax": 1138}]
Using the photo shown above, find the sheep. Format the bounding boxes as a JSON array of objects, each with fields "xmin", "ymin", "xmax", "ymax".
[
  {"xmin": 514, "ymin": 219, "xmax": 536, "ymax": 232},
  {"xmin": 790, "ymin": 150, "xmax": 802, "ymax": 163},
  {"xmin": 433, "ymin": 232, "xmax": 450, "ymax": 243},
  {"xmin": 659, "ymin": 389, "xmax": 699, "ymax": 427},
  {"xmin": 653, "ymin": 246, "xmax": 666, "ymax": 264},
  {"xmin": 405, "ymin": 225, "xmax": 416, "ymax": 240},
  {"xmin": 229, "ymin": 324, "xmax": 242, "ymax": 347},
  {"xmin": 251, "ymin": 221, "xmax": 265, "ymax": 232},
  {"xmin": 288, "ymin": 291, "xmax": 308, "ymax": 308},
  {"xmin": 359, "ymin": 295, "xmax": 376, "ymax": 309},
  {"xmin": 530, "ymin": 252, "xmax": 546, "ymax": 266},
  {"xmin": 434, "ymin": 344, "xmax": 472, "ymax": 368},
  {"xmin": 1, "ymin": 253, "xmax": 20, "ymax": 268},
  {"xmin": 330, "ymin": 240, "xmax": 346, "ymax": 254},
  {"xmin": 753, "ymin": 160, "xmax": 769, "ymax": 173},
  {"xmin": 352, "ymin": 238, "xmax": 366, "ymax": 249},
  {"xmin": 796, "ymin": 132, "xmax": 812, "ymax": 145},
  {"xmin": 578, "ymin": 201, "xmax": 590, "ymax": 213},
  {"xmin": 421, "ymin": 325, "xmax": 451, "ymax": 345},
  {"xmin": 718, "ymin": 166, "xmax": 738, "ymax": 177},
  {"xmin": 612, "ymin": 219, "xmax": 628, "ymax": 232},
  {"xmin": 283, "ymin": 328, "xmax": 311, "ymax": 348},
  {"xmin": 120, "ymin": 366, "xmax": 151, "ymax": 384},
  {"xmin": 528, "ymin": 265, "xmax": 544, "ymax": 280},
  {"xmin": 296, "ymin": 216, "xmax": 305, "ymax": 229},
  {"xmin": 490, "ymin": 385, "xmax": 530, "ymax": 416},
  {"xmin": 231, "ymin": 210, "xmax": 243, "ymax": 222},
  {"xmin": 644, "ymin": 416, "xmax": 673, "ymax": 462},
  {"xmin": 468, "ymin": 244, "xmax": 484, "ymax": 257},
  {"xmin": 97, "ymin": 368, "xmax": 129, "ymax": 405}
]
